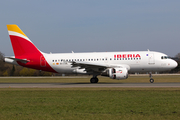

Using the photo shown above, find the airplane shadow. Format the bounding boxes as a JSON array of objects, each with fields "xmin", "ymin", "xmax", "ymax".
[
  {"xmin": 52, "ymin": 82, "xmax": 151, "ymax": 85},
  {"xmin": 52, "ymin": 82, "xmax": 177, "ymax": 85}
]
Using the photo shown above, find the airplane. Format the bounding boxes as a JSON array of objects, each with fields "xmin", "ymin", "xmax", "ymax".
[{"xmin": 4, "ymin": 24, "xmax": 178, "ymax": 83}]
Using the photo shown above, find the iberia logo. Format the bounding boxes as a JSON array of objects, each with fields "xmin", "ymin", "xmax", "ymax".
[{"xmin": 114, "ymin": 54, "xmax": 141, "ymax": 58}]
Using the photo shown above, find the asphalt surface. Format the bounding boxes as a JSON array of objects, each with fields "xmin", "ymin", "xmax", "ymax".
[{"xmin": 0, "ymin": 83, "xmax": 180, "ymax": 88}]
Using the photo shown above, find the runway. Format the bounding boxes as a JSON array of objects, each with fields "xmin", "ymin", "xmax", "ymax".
[{"xmin": 0, "ymin": 83, "xmax": 180, "ymax": 88}]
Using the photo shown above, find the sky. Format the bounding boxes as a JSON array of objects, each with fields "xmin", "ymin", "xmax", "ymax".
[{"xmin": 0, "ymin": 0, "xmax": 180, "ymax": 57}]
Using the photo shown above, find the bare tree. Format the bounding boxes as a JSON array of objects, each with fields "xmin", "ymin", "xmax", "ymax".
[
  {"xmin": 0, "ymin": 52, "xmax": 7, "ymax": 75},
  {"xmin": 175, "ymin": 53, "xmax": 180, "ymax": 60},
  {"xmin": 0, "ymin": 52, "xmax": 4, "ymax": 60},
  {"xmin": 173, "ymin": 53, "xmax": 180, "ymax": 73},
  {"xmin": 0, "ymin": 52, "xmax": 5, "ymax": 70}
]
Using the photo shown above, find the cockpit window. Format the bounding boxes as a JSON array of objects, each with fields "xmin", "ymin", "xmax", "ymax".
[{"xmin": 161, "ymin": 56, "xmax": 170, "ymax": 59}]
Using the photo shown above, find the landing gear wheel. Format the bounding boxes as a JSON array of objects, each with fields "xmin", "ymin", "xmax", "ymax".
[
  {"xmin": 149, "ymin": 72, "xmax": 154, "ymax": 83},
  {"xmin": 90, "ymin": 77, "xmax": 99, "ymax": 83},
  {"xmin": 150, "ymin": 78, "xmax": 154, "ymax": 83}
]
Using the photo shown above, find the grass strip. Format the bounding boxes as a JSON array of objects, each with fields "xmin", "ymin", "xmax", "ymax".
[{"xmin": 0, "ymin": 88, "xmax": 180, "ymax": 120}]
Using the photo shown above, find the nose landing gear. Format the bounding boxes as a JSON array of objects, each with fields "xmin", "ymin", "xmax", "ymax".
[{"xmin": 149, "ymin": 72, "xmax": 154, "ymax": 83}]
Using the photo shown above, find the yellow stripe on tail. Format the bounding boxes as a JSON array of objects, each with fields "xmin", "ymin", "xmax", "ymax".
[{"xmin": 7, "ymin": 24, "xmax": 27, "ymax": 37}]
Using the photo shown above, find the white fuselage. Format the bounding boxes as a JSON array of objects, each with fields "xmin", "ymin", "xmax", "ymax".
[{"xmin": 44, "ymin": 51, "xmax": 177, "ymax": 74}]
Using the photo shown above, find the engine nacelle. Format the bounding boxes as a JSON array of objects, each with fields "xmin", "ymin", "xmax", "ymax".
[{"xmin": 102, "ymin": 68, "xmax": 128, "ymax": 80}]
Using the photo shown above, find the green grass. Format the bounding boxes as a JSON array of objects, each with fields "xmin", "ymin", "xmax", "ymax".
[
  {"xmin": 0, "ymin": 76, "xmax": 180, "ymax": 119},
  {"xmin": 0, "ymin": 75, "xmax": 180, "ymax": 83},
  {"xmin": 0, "ymin": 88, "xmax": 180, "ymax": 120}
]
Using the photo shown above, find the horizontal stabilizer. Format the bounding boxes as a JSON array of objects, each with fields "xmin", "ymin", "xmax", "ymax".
[{"xmin": 5, "ymin": 57, "xmax": 29, "ymax": 64}]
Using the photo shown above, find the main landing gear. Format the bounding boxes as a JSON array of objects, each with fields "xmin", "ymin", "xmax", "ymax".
[
  {"xmin": 90, "ymin": 76, "xmax": 99, "ymax": 83},
  {"xmin": 149, "ymin": 72, "xmax": 154, "ymax": 83}
]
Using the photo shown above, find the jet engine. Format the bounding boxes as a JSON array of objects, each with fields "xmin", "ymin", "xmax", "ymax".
[{"xmin": 101, "ymin": 68, "xmax": 128, "ymax": 80}]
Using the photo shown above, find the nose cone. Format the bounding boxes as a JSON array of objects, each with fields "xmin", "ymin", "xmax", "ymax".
[{"xmin": 170, "ymin": 60, "xmax": 178, "ymax": 68}]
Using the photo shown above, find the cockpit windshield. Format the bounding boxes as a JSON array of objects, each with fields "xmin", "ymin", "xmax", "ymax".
[{"xmin": 161, "ymin": 56, "xmax": 170, "ymax": 59}]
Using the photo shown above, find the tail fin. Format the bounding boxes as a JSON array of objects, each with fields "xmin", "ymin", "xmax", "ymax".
[
  {"xmin": 6, "ymin": 25, "xmax": 57, "ymax": 73},
  {"xmin": 7, "ymin": 25, "xmax": 41, "ymax": 57}
]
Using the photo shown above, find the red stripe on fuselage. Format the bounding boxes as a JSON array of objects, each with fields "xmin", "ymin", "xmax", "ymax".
[{"xmin": 10, "ymin": 35, "xmax": 57, "ymax": 73}]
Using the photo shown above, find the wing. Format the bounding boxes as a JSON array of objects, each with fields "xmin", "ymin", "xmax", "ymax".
[
  {"xmin": 71, "ymin": 61, "xmax": 130, "ymax": 74},
  {"xmin": 71, "ymin": 61, "xmax": 107, "ymax": 74}
]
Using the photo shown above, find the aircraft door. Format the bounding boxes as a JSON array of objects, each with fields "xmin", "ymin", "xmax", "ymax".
[
  {"xmin": 148, "ymin": 53, "xmax": 155, "ymax": 64},
  {"xmin": 40, "ymin": 55, "xmax": 46, "ymax": 67}
]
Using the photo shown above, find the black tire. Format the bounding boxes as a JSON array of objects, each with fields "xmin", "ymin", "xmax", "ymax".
[
  {"xmin": 90, "ymin": 77, "xmax": 99, "ymax": 83},
  {"xmin": 150, "ymin": 78, "xmax": 154, "ymax": 83}
]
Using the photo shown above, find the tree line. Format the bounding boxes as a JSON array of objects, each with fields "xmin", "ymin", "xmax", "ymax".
[{"xmin": 0, "ymin": 51, "xmax": 180, "ymax": 76}]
